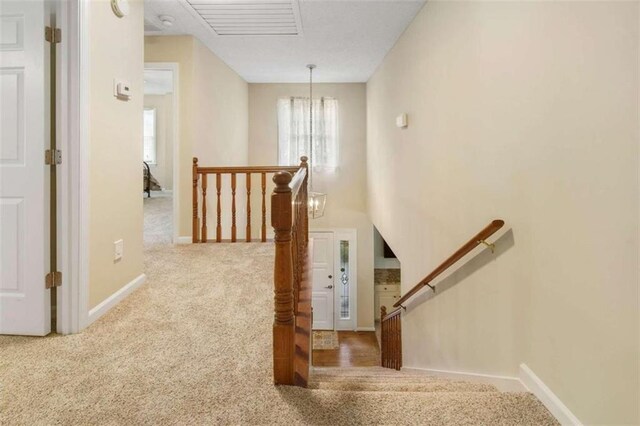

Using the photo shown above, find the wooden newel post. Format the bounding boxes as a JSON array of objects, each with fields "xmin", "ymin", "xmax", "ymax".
[
  {"xmin": 192, "ymin": 157, "xmax": 200, "ymax": 243},
  {"xmin": 272, "ymin": 171, "xmax": 295, "ymax": 385}
]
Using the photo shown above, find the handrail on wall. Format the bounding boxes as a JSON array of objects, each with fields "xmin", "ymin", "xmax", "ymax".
[{"xmin": 393, "ymin": 219, "xmax": 505, "ymax": 308}]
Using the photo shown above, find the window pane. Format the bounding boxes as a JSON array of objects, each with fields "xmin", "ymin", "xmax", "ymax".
[
  {"xmin": 277, "ymin": 97, "xmax": 338, "ymax": 170},
  {"xmin": 339, "ymin": 240, "xmax": 350, "ymax": 320}
]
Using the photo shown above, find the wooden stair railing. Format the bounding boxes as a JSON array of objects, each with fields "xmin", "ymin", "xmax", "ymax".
[
  {"xmin": 380, "ymin": 306, "xmax": 402, "ymax": 370},
  {"xmin": 380, "ymin": 220, "xmax": 505, "ymax": 370},
  {"xmin": 192, "ymin": 157, "xmax": 299, "ymax": 243},
  {"xmin": 271, "ymin": 157, "xmax": 311, "ymax": 386}
]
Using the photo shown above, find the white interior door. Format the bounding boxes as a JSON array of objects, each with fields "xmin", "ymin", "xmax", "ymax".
[
  {"xmin": 0, "ymin": 0, "xmax": 50, "ymax": 335},
  {"xmin": 311, "ymin": 232, "xmax": 334, "ymax": 330}
]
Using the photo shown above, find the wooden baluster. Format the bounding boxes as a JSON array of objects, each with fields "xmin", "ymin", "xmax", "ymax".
[
  {"xmin": 272, "ymin": 171, "xmax": 294, "ymax": 385},
  {"xmin": 261, "ymin": 172, "xmax": 267, "ymax": 242},
  {"xmin": 398, "ymin": 315, "xmax": 402, "ymax": 370},
  {"xmin": 395, "ymin": 316, "xmax": 399, "ymax": 370},
  {"xmin": 394, "ymin": 316, "xmax": 398, "ymax": 370},
  {"xmin": 381, "ymin": 306, "xmax": 387, "ymax": 367},
  {"xmin": 216, "ymin": 173, "xmax": 222, "ymax": 243},
  {"xmin": 388, "ymin": 320, "xmax": 392, "ymax": 369},
  {"xmin": 231, "ymin": 173, "xmax": 237, "ymax": 242},
  {"xmin": 201, "ymin": 174, "xmax": 208, "ymax": 243},
  {"xmin": 192, "ymin": 158, "xmax": 200, "ymax": 243},
  {"xmin": 246, "ymin": 173, "xmax": 252, "ymax": 242}
]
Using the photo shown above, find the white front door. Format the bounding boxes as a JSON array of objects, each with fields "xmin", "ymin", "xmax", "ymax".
[
  {"xmin": 0, "ymin": 0, "xmax": 50, "ymax": 335},
  {"xmin": 311, "ymin": 232, "xmax": 334, "ymax": 330}
]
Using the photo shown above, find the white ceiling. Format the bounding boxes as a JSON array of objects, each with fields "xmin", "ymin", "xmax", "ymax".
[{"xmin": 144, "ymin": 0, "xmax": 426, "ymax": 83}]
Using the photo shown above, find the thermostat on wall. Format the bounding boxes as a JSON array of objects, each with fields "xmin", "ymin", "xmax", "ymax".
[
  {"xmin": 396, "ymin": 113, "xmax": 408, "ymax": 128},
  {"xmin": 113, "ymin": 79, "xmax": 132, "ymax": 101}
]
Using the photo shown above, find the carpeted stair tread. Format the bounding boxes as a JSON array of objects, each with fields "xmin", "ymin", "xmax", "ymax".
[
  {"xmin": 307, "ymin": 380, "xmax": 499, "ymax": 392},
  {"xmin": 278, "ymin": 387, "xmax": 559, "ymax": 426},
  {"xmin": 309, "ymin": 374, "xmax": 454, "ymax": 383}
]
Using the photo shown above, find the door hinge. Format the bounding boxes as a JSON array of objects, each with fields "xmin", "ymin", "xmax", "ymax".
[
  {"xmin": 45, "ymin": 26, "xmax": 61, "ymax": 44},
  {"xmin": 45, "ymin": 149, "xmax": 62, "ymax": 165},
  {"xmin": 45, "ymin": 271, "xmax": 62, "ymax": 289}
]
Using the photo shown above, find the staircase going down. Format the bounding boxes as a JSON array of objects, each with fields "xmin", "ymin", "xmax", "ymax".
[{"xmin": 306, "ymin": 367, "xmax": 560, "ymax": 425}]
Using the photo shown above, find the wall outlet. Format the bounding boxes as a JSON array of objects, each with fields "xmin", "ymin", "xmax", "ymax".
[{"xmin": 114, "ymin": 239, "xmax": 124, "ymax": 262}]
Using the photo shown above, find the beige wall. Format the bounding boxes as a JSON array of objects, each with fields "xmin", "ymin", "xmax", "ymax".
[
  {"xmin": 144, "ymin": 94, "xmax": 174, "ymax": 190},
  {"xmin": 367, "ymin": 2, "xmax": 639, "ymax": 424},
  {"xmin": 249, "ymin": 83, "xmax": 374, "ymax": 329},
  {"xmin": 145, "ymin": 36, "xmax": 248, "ymax": 238},
  {"xmin": 88, "ymin": 0, "xmax": 144, "ymax": 308}
]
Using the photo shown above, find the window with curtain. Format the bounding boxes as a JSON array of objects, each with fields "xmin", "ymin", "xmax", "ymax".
[
  {"xmin": 277, "ymin": 97, "xmax": 338, "ymax": 171},
  {"xmin": 143, "ymin": 108, "xmax": 157, "ymax": 164}
]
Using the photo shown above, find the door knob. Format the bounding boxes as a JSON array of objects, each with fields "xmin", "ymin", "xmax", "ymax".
[
  {"xmin": 325, "ymin": 285, "xmax": 333, "ymax": 289},
  {"xmin": 328, "ymin": 275, "xmax": 333, "ymax": 279}
]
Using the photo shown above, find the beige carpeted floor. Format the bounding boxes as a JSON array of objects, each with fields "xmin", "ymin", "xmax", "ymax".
[
  {"xmin": 143, "ymin": 191, "xmax": 174, "ymax": 245},
  {"xmin": 0, "ymin": 196, "xmax": 558, "ymax": 425}
]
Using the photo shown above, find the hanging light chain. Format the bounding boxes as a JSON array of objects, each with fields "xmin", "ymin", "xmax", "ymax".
[{"xmin": 307, "ymin": 64, "xmax": 315, "ymax": 191}]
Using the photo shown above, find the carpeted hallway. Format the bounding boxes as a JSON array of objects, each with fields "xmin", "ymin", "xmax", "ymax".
[{"xmin": 0, "ymin": 232, "xmax": 557, "ymax": 424}]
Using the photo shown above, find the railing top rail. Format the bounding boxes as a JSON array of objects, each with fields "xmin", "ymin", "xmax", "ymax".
[
  {"xmin": 393, "ymin": 219, "xmax": 505, "ymax": 308},
  {"xmin": 382, "ymin": 307, "xmax": 402, "ymax": 321},
  {"xmin": 197, "ymin": 165, "xmax": 299, "ymax": 174}
]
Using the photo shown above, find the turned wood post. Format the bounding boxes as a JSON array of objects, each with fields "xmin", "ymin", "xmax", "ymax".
[
  {"xmin": 201, "ymin": 174, "xmax": 208, "ymax": 242},
  {"xmin": 261, "ymin": 172, "xmax": 267, "ymax": 242},
  {"xmin": 231, "ymin": 173, "xmax": 237, "ymax": 242},
  {"xmin": 192, "ymin": 157, "xmax": 200, "ymax": 243},
  {"xmin": 381, "ymin": 306, "xmax": 387, "ymax": 367},
  {"xmin": 272, "ymin": 171, "xmax": 295, "ymax": 385},
  {"xmin": 246, "ymin": 173, "xmax": 252, "ymax": 242}
]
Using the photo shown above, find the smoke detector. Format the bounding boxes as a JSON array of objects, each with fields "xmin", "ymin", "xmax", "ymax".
[{"xmin": 159, "ymin": 15, "xmax": 175, "ymax": 27}]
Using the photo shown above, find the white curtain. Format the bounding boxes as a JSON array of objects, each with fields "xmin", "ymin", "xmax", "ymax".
[{"xmin": 277, "ymin": 97, "xmax": 338, "ymax": 171}]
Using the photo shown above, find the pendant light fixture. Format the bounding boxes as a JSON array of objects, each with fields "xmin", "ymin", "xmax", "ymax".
[{"xmin": 307, "ymin": 64, "xmax": 327, "ymax": 219}]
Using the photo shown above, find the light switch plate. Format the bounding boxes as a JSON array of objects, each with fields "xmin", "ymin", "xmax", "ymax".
[
  {"xmin": 396, "ymin": 113, "xmax": 408, "ymax": 128},
  {"xmin": 114, "ymin": 239, "xmax": 124, "ymax": 262}
]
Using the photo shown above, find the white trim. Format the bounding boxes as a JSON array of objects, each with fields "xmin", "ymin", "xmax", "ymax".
[
  {"xmin": 176, "ymin": 236, "xmax": 192, "ymax": 244},
  {"xmin": 144, "ymin": 62, "xmax": 180, "ymax": 244},
  {"xmin": 355, "ymin": 326, "xmax": 376, "ymax": 332},
  {"xmin": 77, "ymin": 0, "xmax": 90, "ymax": 331},
  {"xmin": 56, "ymin": 0, "xmax": 89, "ymax": 334},
  {"xmin": 519, "ymin": 363, "xmax": 583, "ymax": 426},
  {"xmin": 87, "ymin": 274, "xmax": 146, "ymax": 326},
  {"xmin": 402, "ymin": 366, "xmax": 527, "ymax": 393}
]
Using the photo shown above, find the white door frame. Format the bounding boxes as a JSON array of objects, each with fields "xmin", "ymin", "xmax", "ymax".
[
  {"xmin": 56, "ymin": 0, "xmax": 89, "ymax": 334},
  {"xmin": 310, "ymin": 228, "xmax": 358, "ymax": 331},
  {"xmin": 143, "ymin": 62, "xmax": 180, "ymax": 244}
]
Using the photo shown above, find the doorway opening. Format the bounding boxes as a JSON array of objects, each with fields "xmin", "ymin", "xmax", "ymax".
[
  {"xmin": 142, "ymin": 65, "xmax": 178, "ymax": 245},
  {"xmin": 310, "ymin": 229, "xmax": 375, "ymax": 366},
  {"xmin": 373, "ymin": 226, "xmax": 401, "ymax": 345}
]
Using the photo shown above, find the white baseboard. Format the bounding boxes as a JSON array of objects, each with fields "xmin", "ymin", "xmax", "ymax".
[
  {"xmin": 520, "ymin": 363, "xmax": 582, "ymax": 425},
  {"xmin": 402, "ymin": 366, "xmax": 526, "ymax": 392},
  {"xmin": 356, "ymin": 326, "xmax": 376, "ymax": 332},
  {"xmin": 176, "ymin": 236, "xmax": 192, "ymax": 244},
  {"xmin": 87, "ymin": 274, "xmax": 146, "ymax": 326}
]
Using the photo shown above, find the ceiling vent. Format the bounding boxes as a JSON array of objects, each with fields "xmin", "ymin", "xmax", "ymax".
[{"xmin": 185, "ymin": 0, "xmax": 302, "ymax": 36}]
